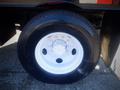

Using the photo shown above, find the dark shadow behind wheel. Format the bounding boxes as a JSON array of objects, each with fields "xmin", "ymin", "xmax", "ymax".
[
  {"xmin": 17, "ymin": 10, "xmax": 100, "ymax": 84},
  {"xmin": 0, "ymin": 16, "xmax": 16, "ymax": 45}
]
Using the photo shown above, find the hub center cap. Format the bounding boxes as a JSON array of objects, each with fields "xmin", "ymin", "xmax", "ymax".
[{"xmin": 53, "ymin": 40, "xmax": 66, "ymax": 55}]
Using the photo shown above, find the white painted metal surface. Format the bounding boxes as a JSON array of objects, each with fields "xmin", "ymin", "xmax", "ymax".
[{"xmin": 111, "ymin": 43, "xmax": 120, "ymax": 79}]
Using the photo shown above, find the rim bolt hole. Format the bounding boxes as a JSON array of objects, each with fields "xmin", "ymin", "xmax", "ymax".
[
  {"xmin": 56, "ymin": 58, "xmax": 63, "ymax": 63},
  {"xmin": 72, "ymin": 48, "xmax": 76, "ymax": 55},
  {"xmin": 42, "ymin": 48, "xmax": 47, "ymax": 55}
]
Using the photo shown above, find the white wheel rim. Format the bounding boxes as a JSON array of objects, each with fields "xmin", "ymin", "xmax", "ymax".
[{"xmin": 35, "ymin": 32, "xmax": 84, "ymax": 74}]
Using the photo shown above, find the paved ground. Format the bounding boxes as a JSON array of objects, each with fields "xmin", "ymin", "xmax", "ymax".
[{"xmin": 0, "ymin": 31, "xmax": 120, "ymax": 90}]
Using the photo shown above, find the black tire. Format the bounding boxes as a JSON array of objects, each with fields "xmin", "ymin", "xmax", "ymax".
[{"xmin": 18, "ymin": 10, "xmax": 100, "ymax": 84}]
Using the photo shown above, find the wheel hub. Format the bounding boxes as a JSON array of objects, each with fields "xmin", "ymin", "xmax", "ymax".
[
  {"xmin": 35, "ymin": 32, "xmax": 84, "ymax": 74},
  {"xmin": 53, "ymin": 39, "xmax": 66, "ymax": 55}
]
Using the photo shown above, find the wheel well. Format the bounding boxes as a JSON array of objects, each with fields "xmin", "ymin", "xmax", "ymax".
[
  {"xmin": 19, "ymin": 3, "xmax": 103, "ymax": 31},
  {"xmin": 0, "ymin": 2, "xmax": 102, "ymax": 45}
]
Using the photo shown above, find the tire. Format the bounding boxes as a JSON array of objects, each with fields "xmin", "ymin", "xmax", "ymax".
[{"xmin": 18, "ymin": 10, "xmax": 100, "ymax": 84}]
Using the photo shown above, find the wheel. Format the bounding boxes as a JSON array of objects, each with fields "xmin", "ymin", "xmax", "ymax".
[{"xmin": 18, "ymin": 10, "xmax": 100, "ymax": 84}]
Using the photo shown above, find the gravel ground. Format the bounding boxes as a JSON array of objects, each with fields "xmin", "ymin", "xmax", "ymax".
[{"xmin": 0, "ymin": 30, "xmax": 120, "ymax": 90}]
